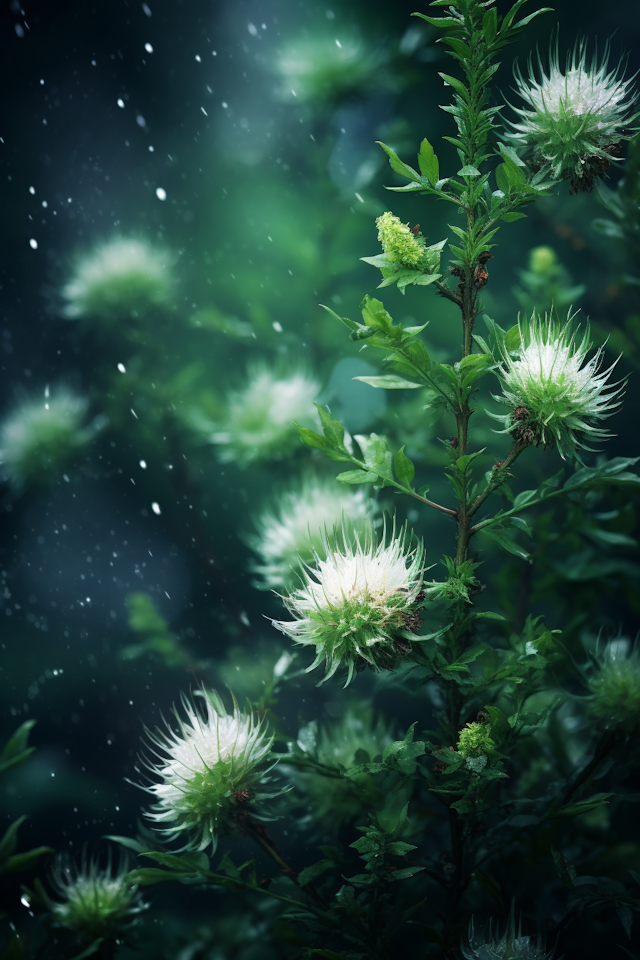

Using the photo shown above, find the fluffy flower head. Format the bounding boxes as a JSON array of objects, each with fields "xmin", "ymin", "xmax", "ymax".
[
  {"xmin": 492, "ymin": 312, "xmax": 623, "ymax": 459},
  {"xmin": 141, "ymin": 690, "xmax": 278, "ymax": 852},
  {"xmin": 587, "ymin": 640, "xmax": 640, "ymax": 733},
  {"xmin": 0, "ymin": 388, "xmax": 93, "ymax": 490},
  {"xmin": 211, "ymin": 366, "xmax": 319, "ymax": 466},
  {"xmin": 62, "ymin": 237, "xmax": 173, "ymax": 320},
  {"xmin": 273, "ymin": 522, "xmax": 425, "ymax": 685},
  {"xmin": 506, "ymin": 44, "xmax": 639, "ymax": 192},
  {"xmin": 50, "ymin": 848, "xmax": 146, "ymax": 941},
  {"xmin": 247, "ymin": 476, "xmax": 375, "ymax": 591}
]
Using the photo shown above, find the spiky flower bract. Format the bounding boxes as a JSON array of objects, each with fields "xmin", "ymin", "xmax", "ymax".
[
  {"xmin": 273, "ymin": 521, "xmax": 425, "ymax": 685},
  {"xmin": 293, "ymin": 703, "xmax": 392, "ymax": 831},
  {"xmin": 506, "ymin": 44, "xmax": 639, "ymax": 192},
  {"xmin": 141, "ymin": 690, "xmax": 279, "ymax": 853},
  {"xmin": 457, "ymin": 722, "xmax": 496, "ymax": 760},
  {"xmin": 0, "ymin": 388, "xmax": 94, "ymax": 490},
  {"xmin": 462, "ymin": 914, "xmax": 554, "ymax": 960},
  {"xmin": 587, "ymin": 641, "xmax": 640, "ymax": 734},
  {"xmin": 247, "ymin": 476, "xmax": 375, "ymax": 591},
  {"xmin": 492, "ymin": 312, "xmax": 623, "ymax": 459},
  {"xmin": 211, "ymin": 366, "xmax": 319, "ymax": 466},
  {"xmin": 50, "ymin": 847, "xmax": 146, "ymax": 942},
  {"xmin": 62, "ymin": 237, "xmax": 173, "ymax": 320}
]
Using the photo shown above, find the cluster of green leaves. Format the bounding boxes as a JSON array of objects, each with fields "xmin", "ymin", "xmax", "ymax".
[
  {"xmin": 361, "ymin": 234, "xmax": 447, "ymax": 294},
  {"xmin": 0, "ymin": 723, "xmax": 53, "ymax": 877}
]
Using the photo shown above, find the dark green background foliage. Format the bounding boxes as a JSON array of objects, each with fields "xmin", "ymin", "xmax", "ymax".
[{"xmin": 2, "ymin": 1, "xmax": 640, "ymax": 958}]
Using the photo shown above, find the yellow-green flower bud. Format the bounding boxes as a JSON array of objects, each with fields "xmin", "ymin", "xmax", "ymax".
[
  {"xmin": 457, "ymin": 722, "xmax": 495, "ymax": 760},
  {"xmin": 376, "ymin": 212, "xmax": 426, "ymax": 268}
]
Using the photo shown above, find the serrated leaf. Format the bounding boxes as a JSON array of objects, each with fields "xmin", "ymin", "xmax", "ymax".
[{"xmin": 298, "ymin": 859, "xmax": 334, "ymax": 886}]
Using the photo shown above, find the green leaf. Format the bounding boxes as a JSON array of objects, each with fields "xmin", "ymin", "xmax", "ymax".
[
  {"xmin": 0, "ymin": 816, "xmax": 27, "ymax": 863},
  {"xmin": 394, "ymin": 446, "xmax": 415, "ymax": 488},
  {"xmin": 479, "ymin": 526, "xmax": 530, "ymax": 561},
  {"xmin": 1, "ymin": 846, "xmax": 54, "ymax": 873},
  {"xmin": 353, "ymin": 375, "xmax": 422, "ymax": 389},
  {"xmin": 315, "ymin": 403, "xmax": 345, "ymax": 449},
  {"xmin": 0, "ymin": 721, "xmax": 36, "ymax": 774},
  {"xmin": 377, "ymin": 141, "xmax": 422, "ymax": 183},
  {"xmin": 103, "ymin": 835, "xmax": 149, "ymax": 855},
  {"xmin": 418, "ymin": 138, "xmax": 439, "ymax": 185},
  {"xmin": 124, "ymin": 867, "xmax": 178, "ymax": 886},
  {"xmin": 501, "ymin": 211, "xmax": 527, "ymax": 222},
  {"xmin": 458, "ymin": 165, "xmax": 481, "ymax": 177},
  {"xmin": 336, "ymin": 470, "xmax": 378, "ymax": 484},
  {"xmin": 67, "ymin": 941, "xmax": 105, "ymax": 960},
  {"xmin": 297, "ymin": 859, "xmax": 334, "ymax": 886}
]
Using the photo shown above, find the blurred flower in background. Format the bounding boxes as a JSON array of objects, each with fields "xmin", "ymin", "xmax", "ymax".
[
  {"xmin": 210, "ymin": 366, "xmax": 319, "ymax": 466},
  {"xmin": 246, "ymin": 475, "xmax": 375, "ymax": 591},
  {"xmin": 50, "ymin": 847, "xmax": 147, "ymax": 942},
  {"xmin": 0, "ymin": 387, "xmax": 96, "ymax": 491},
  {"xmin": 62, "ymin": 236, "xmax": 174, "ymax": 320}
]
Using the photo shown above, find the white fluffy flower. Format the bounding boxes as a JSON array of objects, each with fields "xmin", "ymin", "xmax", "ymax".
[
  {"xmin": 506, "ymin": 45, "xmax": 638, "ymax": 191},
  {"xmin": 492, "ymin": 312, "xmax": 623, "ymax": 459},
  {"xmin": 62, "ymin": 237, "xmax": 173, "ymax": 320},
  {"xmin": 141, "ymin": 691, "xmax": 278, "ymax": 853},
  {"xmin": 211, "ymin": 366, "xmax": 319, "ymax": 466},
  {"xmin": 50, "ymin": 848, "xmax": 146, "ymax": 941},
  {"xmin": 0, "ymin": 388, "xmax": 94, "ymax": 490},
  {"xmin": 273, "ymin": 522, "xmax": 424, "ymax": 685},
  {"xmin": 247, "ymin": 476, "xmax": 375, "ymax": 590}
]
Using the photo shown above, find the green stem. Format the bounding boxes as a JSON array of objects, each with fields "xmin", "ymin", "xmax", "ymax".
[{"xmin": 244, "ymin": 819, "xmax": 328, "ymax": 909}]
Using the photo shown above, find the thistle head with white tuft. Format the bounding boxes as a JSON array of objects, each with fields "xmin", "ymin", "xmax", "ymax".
[
  {"xmin": 273, "ymin": 520, "xmax": 425, "ymax": 686},
  {"xmin": 50, "ymin": 847, "xmax": 147, "ymax": 942},
  {"xmin": 140, "ymin": 690, "xmax": 280, "ymax": 853},
  {"xmin": 505, "ymin": 42, "xmax": 639, "ymax": 193},
  {"xmin": 0, "ymin": 388, "xmax": 95, "ymax": 491},
  {"xmin": 211, "ymin": 366, "xmax": 319, "ymax": 467},
  {"xmin": 491, "ymin": 311, "xmax": 623, "ymax": 460},
  {"xmin": 62, "ymin": 236, "xmax": 173, "ymax": 320},
  {"xmin": 462, "ymin": 913, "xmax": 555, "ymax": 960}
]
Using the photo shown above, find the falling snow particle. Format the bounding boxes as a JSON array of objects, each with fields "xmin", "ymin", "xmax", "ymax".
[
  {"xmin": 144, "ymin": 42, "xmax": 153, "ymax": 53},
  {"xmin": 195, "ymin": 54, "xmax": 202, "ymax": 62},
  {"xmin": 136, "ymin": 115, "xmax": 146, "ymax": 127},
  {"xmin": 29, "ymin": 186, "xmax": 35, "ymax": 195},
  {"xmin": 155, "ymin": 187, "xmax": 166, "ymax": 201},
  {"xmin": 29, "ymin": 239, "xmax": 38, "ymax": 250},
  {"xmin": 151, "ymin": 502, "xmax": 161, "ymax": 515},
  {"xmin": 272, "ymin": 321, "xmax": 283, "ymax": 332},
  {"xmin": 117, "ymin": 362, "xmax": 126, "ymax": 373},
  {"xmin": 139, "ymin": 459, "xmax": 147, "ymax": 469},
  {"xmin": 355, "ymin": 192, "xmax": 364, "ymax": 203},
  {"xmin": 221, "ymin": 102, "xmax": 228, "ymax": 109},
  {"xmin": 248, "ymin": 23, "xmax": 258, "ymax": 36},
  {"xmin": 142, "ymin": 2, "xmax": 152, "ymax": 15},
  {"xmin": 335, "ymin": 39, "xmax": 342, "ymax": 48}
]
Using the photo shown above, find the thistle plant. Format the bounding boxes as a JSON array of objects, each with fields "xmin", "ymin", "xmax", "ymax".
[
  {"xmin": 62, "ymin": 236, "xmax": 173, "ymax": 320},
  {"xmin": 49, "ymin": 847, "xmax": 147, "ymax": 942},
  {"xmin": 80, "ymin": 2, "xmax": 640, "ymax": 958},
  {"xmin": 506, "ymin": 44, "xmax": 639, "ymax": 193},
  {"xmin": 0, "ymin": 387, "xmax": 95, "ymax": 490},
  {"xmin": 140, "ymin": 691, "xmax": 280, "ymax": 853},
  {"xmin": 274, "ymin": 521, "xmax": 425, "ymax": 684},
  {"xmin": 210, "ymin": 366, "xmax": 319, "ymax": 466}
]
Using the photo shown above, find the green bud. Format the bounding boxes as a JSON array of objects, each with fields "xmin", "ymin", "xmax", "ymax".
[
  {"xmin": 457, "ymin": 722, "xmax": 495, "ymax": 760},
  {"xmin": 376, "ymin": 212, "xmax": 427, "ymax": 268},
  {"xmin": 588, "ymin": 642, "xmax": 640, "ymax": 733}
]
